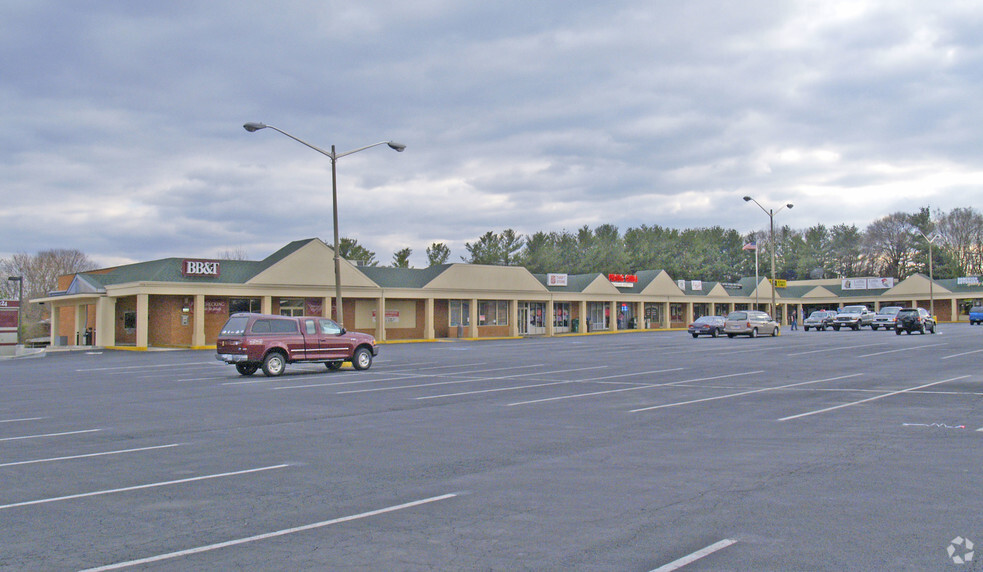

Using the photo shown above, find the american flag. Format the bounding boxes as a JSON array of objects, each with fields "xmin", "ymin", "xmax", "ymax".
[{"xmin": 742, "ymin": 241, "xmax": 757, "ymax": 251}]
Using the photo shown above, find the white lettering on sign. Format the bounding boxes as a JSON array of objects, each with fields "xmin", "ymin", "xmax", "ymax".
[{"xmin": 183, "ymin": 260, "xmax": 221, "ymax": 277}]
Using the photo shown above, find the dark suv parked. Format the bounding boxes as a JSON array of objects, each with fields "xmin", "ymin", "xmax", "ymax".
[
  {"xmin": 216, "ymin": 313, "xmax": 378, "ymax": 376},
  {"xmin": 895, "ymin": 308, "xmax": 936, "ymax": 335}
]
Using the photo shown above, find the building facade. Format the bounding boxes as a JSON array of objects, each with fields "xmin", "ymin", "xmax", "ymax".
[{"xmin": 34, "ymin": 238, "xmax": 983, "ymax": 349}]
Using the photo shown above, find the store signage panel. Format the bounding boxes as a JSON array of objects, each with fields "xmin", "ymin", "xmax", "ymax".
[
  {"xmin": 608, "ymin": 274, "xmax": 638, "ymax": 288},
  {"xmin": 842, "ymin": 277, "xmax": 894, "ymax": 290},
  {"xmin": 182, "ymin": 259, "xmax": 221, "ymax": 277},
  {"xmin": 547, "ymin": 273, "xmax": 568, "ymax": 287}
]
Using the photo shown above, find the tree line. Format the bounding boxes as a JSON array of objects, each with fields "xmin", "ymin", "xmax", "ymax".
[{"xmin": 345, "ymin": 206, "xmax": 983, "ymax": 282}]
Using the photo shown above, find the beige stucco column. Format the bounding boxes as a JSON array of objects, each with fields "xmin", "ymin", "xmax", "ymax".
[
  {"xmin": 95, "ymin": 297, "xmax": 117, "ymax": 348},
  {"xmin": 322, "ymin": 297, "xmax": 331, "ymax": 318},
  {"xmin": 376, "ymin": 296, "xmax": 386, "ymax": 341},
  {"xmin": 951, "ymin": 298, "xmax": 958, "ymax": 322},
  {"xmin": 49, "ymin": 304, "xmax": 61, "ymax": 346},
  {"xmin": 634, "ymin": 302, "xmax": 644, "ymax": 329},
  {"xmin": 610, "ymin": 300, "xmax": 618, "ymax": 330},
  {"xmin": 685, "ymin": 302, "xmax": 694, "ymax": 326},
  {"xmin": 136, "ymin": 293, "xmax": 149, "ymax": 349},
  {"xmin": 424, "ymin": 298, "xmax": 435, "ymax": 340},
  {"xmin": 546, "ymin": 301, "xmax": 555, "ymax": 336},
  {"xmin": 192, "ymin": 294, "xmax": 206, "ymax": 348},
  {"xmin": 578, "ymin": 300, "xmax": 587, "ymax": 333},
  {"xmin": 508, "ymin": 300, "xmax": 518, "ymax": 337},
  {"xmin": 469, "ymin": 298, "xmax": 479, "ymax": 338},
  {"xmin": 261, "ymin": 296, "xmax": 272, "ymax": 315}
]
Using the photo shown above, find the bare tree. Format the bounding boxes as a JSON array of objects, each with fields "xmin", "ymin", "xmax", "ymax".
[
  {"xmin": 935, "ymin": 207, "xmax": 983, "ymax": 275},
  {"xmin": 1, "ymin": 249, "xmax": 97, "ymax": 338},
  {"xmin": 218, "ymin": 246, "xmax": 250, "ymax": 260}
]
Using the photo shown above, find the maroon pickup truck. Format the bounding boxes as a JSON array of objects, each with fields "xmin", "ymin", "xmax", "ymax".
[{"xmin": 215, "ymin": 313, "xmax": 378, "ymax": 376}]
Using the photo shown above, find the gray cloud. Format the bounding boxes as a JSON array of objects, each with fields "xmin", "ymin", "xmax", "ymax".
[{"xmin": 2, "ymin": 1, "xmax": 982, "ymax": 268}]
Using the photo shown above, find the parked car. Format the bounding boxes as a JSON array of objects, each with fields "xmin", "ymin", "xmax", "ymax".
[
  {"xmin": 970, "ymin": 306, "xmax": 983, "ymax": 325},
  {"xmin": 871, "ymin": 306, "xmax": 904, "ymax": 330},
  {"xmin": 803, "ymin": 310, "xmax": 837, "ymax": 331},
  {"xmin": 216, "ymin": 313, "xmax": 378, "ymax": 376},
  {"xmin": 724, "ymin": 310, "xmax": 780, "ymax": 338},
  {"xmin": 832, "ymin": 305, "xmax": 875, "ymax": 331},
  {"xmin": 688, "ymin": 316, "xmax": 726, "ymax": 338},
  {"xmin": 895, "ymin": 308, "xmax": 936, "ymax": 335}
]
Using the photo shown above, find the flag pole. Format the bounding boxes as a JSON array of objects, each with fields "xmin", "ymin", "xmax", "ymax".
[{"xmin": 754, "ymin": 245, "xmax": 759, "ymax": 310}]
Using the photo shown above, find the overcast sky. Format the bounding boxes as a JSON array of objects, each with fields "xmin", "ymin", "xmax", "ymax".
[{"xmin": 3, "ymin": 1, "xmax": 982, "ymax": 269}]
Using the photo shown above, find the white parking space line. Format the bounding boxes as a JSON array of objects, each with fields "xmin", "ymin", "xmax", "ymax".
[
  {"xmin": 416, "ymin": 368, "xmax": 685, "ymax": 400},
  {"xmin": 0, "ymin": 428, "xmax": 103, "ymax": 442},
  {"xmin": 0, "ymin": 464, "xmax": 288, "ymax": 510},
  {"xmin": 78, "ymin": 492, "xmax": 458, "ymax": 572},
  {"xmin": 857, "ymin": 343, "xmax": 947, "ymax": 358},
  {"xmin": 507, "ymin": 371, "xmax": 764, "ymax": 407},
  {"xmin": 779, "ymin": 375, "xmax": 971, "ymax": 422},
  {"xmin": 650, "ymin": 538, "xmax": 737, "ymax": 572},
  {"xmin": 631, "ymin": 374, "xmax": 864, "ymax": 413},
  {"xmin": 942, "ymin": 348, "xmax": 983, "ymax": 360},
  {"xmin": 0, "ymin": 417, "xmax": 45, "ymax": 424},
  {"xmin": 75, "ymin": 362, "xmax": 216, "ymax": 372},
  {"xmin": 787, "ymin": 343, "xmax": 888, "ymax": 356},
  {"xmin": 338, "ymin": 365, "xmax": 602, "ymax": 395},
  {"xmin": 272, "ymin": 365, "xmax": 539, "ymax": 391},
  {"xmin": 0, "ymin": 443, "xmax": 184, "ymax": 468}
]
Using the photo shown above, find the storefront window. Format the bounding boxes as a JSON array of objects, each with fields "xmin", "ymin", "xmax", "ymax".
[
  {"xmin": 229, "ymin": 298, "xmax": 261, "ymax": 314},
  {"xmin": 478, "ymin": 300, "xmax": 509, "ymax": 326},
  {"xmin": 670, "ymin": 303, "xmax": 684, "ymax": 322},
  {"xmin": 279, "ymin": 298, "xmax": 304, "ymax": 317},
  {"xmin": 449, "ymin": 300, "xmax": 470, "ymax": 327}
]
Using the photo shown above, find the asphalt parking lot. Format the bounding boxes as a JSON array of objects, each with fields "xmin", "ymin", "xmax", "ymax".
[{"xmin": 2, "ymin": 324, "xmax": 982, "ymax": 571}]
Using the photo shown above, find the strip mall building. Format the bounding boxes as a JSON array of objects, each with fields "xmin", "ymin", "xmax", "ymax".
[{"xmin": 34, "ymin": 238, "xmax": 983, "ymax": 349}]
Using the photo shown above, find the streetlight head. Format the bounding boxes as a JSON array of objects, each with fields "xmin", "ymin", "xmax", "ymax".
[
  {"xmin": 7, "ymin": 276, "xmax": 22, "ymax": 282},
  {"xmin": 743, "ymin": 196, "xmax": 752, "ymax": 202},
  {"xmin": 387, "ymin": 141, "xmax": 406, "ymax": 152},
  {"xmin": 786, "ymin": 203, "xmax": 794, "ymax": 209},
  {"xmin": 243, "ymin": 122, "xmax": 267, "ymax": 132}
]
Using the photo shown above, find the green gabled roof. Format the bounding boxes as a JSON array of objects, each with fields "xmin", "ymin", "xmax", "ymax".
[
  {"xmin": 79, "ymin": 258, "xmax": 265, "ymax": 286},
  {"xmin": 679, "ymin": 279, "xmax": 719, "ymax": 296},
  {"xmin": 935, "ymin": 277, "xmax": 980, "ymax": 293},
  {"xmin": 777, "ymin": 285, "xmax": 815, "ymax": 297},
  {"xmin": 615, "ymin": 269, "xmax": 664, "ymax": 294},
  {"xmin": 357, "ymin": 265, "xmax": 453, "ymax": 288},
  {"xmin": 532, "ymin": 273, "xmax": 605, "ymax": 293}
]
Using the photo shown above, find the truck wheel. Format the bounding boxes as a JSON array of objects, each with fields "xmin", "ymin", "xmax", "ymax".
[
  {"xmin": 930, "ymin": 323, "xmax": 936, "ymax": 334},
  {"xmin": 833, "ymin": 325, "xmax": 840, "ymax": 331},
  {"xmin": 352, "ymin": 347, "xmax": 373, "ymax": 370},
  {"xmin": 727, "ymin": 333, "xmax": 735, "ymax": 338},
  {"xmin": 852, "ymin": 324, "xmax": 859, "ymax": 331},
  {"xmin": 804, "ymin": 326, "xmax": 810, "ymax": 332},
  {"xmin": 262, "ymin": 352, "xmax": 286, "ymax": 377},
  {"xmin": 235, "ymin": 363, "xmax": 258, "ymax": 376},
  {"xmin": 325, "ymin": 361, "xmax": 343, "ymax": 370},
  {"xmin": 871, "ymin": 325, "xmax": 878, "ymax": 331},
  {"xmin": 895, "ymin": 328, "xmax": 901, "ymax": 335},
  {"xmin": 692, "ymin": 333, "xmax": 699, "ymax": 338}
]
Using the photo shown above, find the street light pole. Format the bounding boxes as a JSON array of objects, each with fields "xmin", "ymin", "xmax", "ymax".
[
  {"xmin": 918, "ymin": 230, "xmax": 939, "ymax": 319},
  {"xmin": 743, "ymin": 196, "xmax": 793, "ymax": 321},
  {"xmin": 7, "ymin": 276, "xmax": 23, "ymax": 345},
  {"xmin": 244, "ymin": 122, "xmax": 405, "ymax": 327}
]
